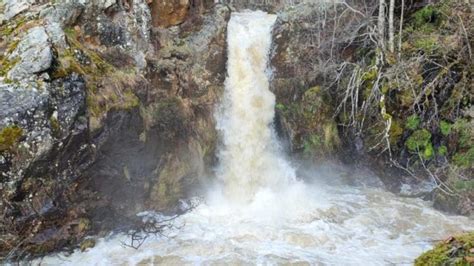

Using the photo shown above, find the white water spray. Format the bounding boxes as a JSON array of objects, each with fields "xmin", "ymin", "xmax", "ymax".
[{"xmin": 216, "ymin": 11, "xmax": 295, "ymax": 201}]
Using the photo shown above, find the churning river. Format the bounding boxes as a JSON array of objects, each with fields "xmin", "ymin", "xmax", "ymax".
[{"xmin": 37, "ymin": 11, "xmax": 473, "ymax": 265}]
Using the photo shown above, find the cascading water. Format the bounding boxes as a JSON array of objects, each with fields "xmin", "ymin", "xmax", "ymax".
[
  {"xmin": 215, "ymin": 11, "xmax": 295, "ymax": 201},
  {"xmin": 37, "ymin": 11, "xmax": 474, "ymax": 265}
]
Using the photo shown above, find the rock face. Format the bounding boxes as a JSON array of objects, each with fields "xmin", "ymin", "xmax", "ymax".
[
  {"xmin": 7, "ymin": 26, "xmax": 53, "ymax": 80},
  {"xmin": 3, "ymin": 0, "xmax": 34, "ymax": 20}
]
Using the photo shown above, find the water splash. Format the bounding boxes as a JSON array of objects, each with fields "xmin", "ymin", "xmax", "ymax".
[{"xmin": 215, "ymin": 11, "xmax": 296, "ymax": 201}]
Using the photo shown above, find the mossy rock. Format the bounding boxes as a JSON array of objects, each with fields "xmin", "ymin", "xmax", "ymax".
[
  {"xmin": 0, "ymin": 125, "xmax": 23, "ymax": 152},
  {"xmin": 80, "ymin": 238, "xmax": 96, "ymax": 252},
  {"xmin": 415, "ymin": 232, "xmax": 474, "ymax": 266}
]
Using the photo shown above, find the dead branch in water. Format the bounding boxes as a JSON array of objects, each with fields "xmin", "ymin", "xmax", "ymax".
[{"xmin": 121, "ymin": 200, "xmax": 200, "ymax": 250}]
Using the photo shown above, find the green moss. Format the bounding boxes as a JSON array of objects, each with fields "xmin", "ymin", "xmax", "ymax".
[
  {"xmin": 0, "ymin": 125, "xmax": 23, "ymax": 152},
  {"xmin": 275, "ymin": 103, "xmax": 287, "ymax": 112},
  {"xmin": 438, "ymin": 145, "xmax": 448, "ymax": 156},
  {"xmin": 412, "ymin": 5, "xmax": 442, "ymax": 30},
  {"xmin": 55, "ymin": 28, "xmax": 140, "ymax": 124},
  {"xmin": 0, "ymin": 16, "xmax": 27, "ymax": 37},
  {"xmin": 388, "ymin": 119, "xmax": 403, "ymax": 145},
  {"xmin": 415, "ymin": 232, "xmax": 474, "ymax": 266},
  {"xmin": 413, "ymin": 36, "xmax": 439, "ymax": 53},
  {"xmin": 423, "ymin": 142, "xmax": 434, "ymax": 160},
  {"xmin": 49, "ymin": 116, "xmax": 60, "ymax": 137},
  {"xmin": 303, "ymin": 134, "xmax": 322, "ymax": 155},
  {"xmin": 453, "ymin": 180, "xmax": 474, "ymax": 191},
  {"xmin": 406, "ymin": 129, "xmax": 433, "ymax": 159},
  {"xmin": 362, "ymin": 68, "xmax": 378, "ymax": 82},
  {"xmin": 0, "ymin": 57, "xmax": 20, "ymax": 77},
  {"xmin": 453, "ymin": 119, "xmax": 472, "ymax": 148},
  {"xmin": 323, "ymin": 123, "xmax": 341, "ymax": 149},
  {"xmin": 440, "ymin": 120, "xmax": 452, "ymax": 136},
  {"xmin": 6, "ymin": 39, "xmax": 20, "ymax": 54},
  {"xmin": 453, "ymin": 146, "xmax": 474, "ymax": 169},
  {"xmin": 406, "ymin": 114, "xmax": 421, "ymax": 130}
]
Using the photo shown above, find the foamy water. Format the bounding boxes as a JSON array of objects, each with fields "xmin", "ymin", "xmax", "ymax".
[
  {"xmin": 35, "ymin": 11, "xmax": 473, "ymax": 265},
  {"xmin": 37, "ymin": 178, "xmax": 473, "ymax": 265}
]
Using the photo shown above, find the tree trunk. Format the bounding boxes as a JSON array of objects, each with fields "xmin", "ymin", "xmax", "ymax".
[
  {"xmin": 377, "ymin": 0, "xmax": 386, "ymax": 50},
  {"xmin": 388, "ymin": 0, "xmax": 396, "ymax": 53},
  {"xmin": 398, "ymin": 0, "xmax": 405, "ymax": 58}
]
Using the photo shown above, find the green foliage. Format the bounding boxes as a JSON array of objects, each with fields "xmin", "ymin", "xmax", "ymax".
[
  {"xmin": 415, "ymin": 232, "xmax": 474, "ymax": 266},
  {"xmin": 453, "ymin": 180, "xmax": 474, "ymax": 191},
  {"xmin": 450, "ymin": 119, "xmax": 473, "ymax": 168},
  {"xmin": 453, "ymin": 146, "xmax": 474, "ymax": 169},
  {"xmin": 413, "ymin": 36, "xmax": 439, "ymax": 53},
  {"xmin": 389, "ymin": 119, "xmax": 403, "ymax": 145},
  {"xmin": 303, "ymin": 134, "xmax": 322, "ymax": 155},
  {"xmin": 437, "ymin": 145, "xmax": 448, "ymax": 156},
  {"xmin": 453, "ymin": 119, "xmax": 472, "ymax": 148},
  {"xmin": 275, "ymin": 103, "xmax": 286, "ymax": 112},
  {"xmin": 406, "ymin": 114, "xmax": 421, "ymax": 130},
  {"xmin": 440, "ymin": 120, "xmax": 452, "ymax": 136},
  {"xmin": 361, "ymin": 68, "xmax": 378, "ymax": 82},
  {"xmin": 423, "ymin": 143, "xmax": 434, "ymax": 159},
  {"xmin": 412, "ymin": 5, "xmax": 442, "ymax": 29},
  {"xmin": 405, "ymin": 129, "xmax": 433, "ymax": 159},
  {"xmin": 0, "ymin": 126, "xmax": 23, "ymax": 152}
]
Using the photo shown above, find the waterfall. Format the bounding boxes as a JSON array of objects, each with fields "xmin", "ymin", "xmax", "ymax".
[
  {"xmin": 215, "ymin": 11, "xmax": 296, "ymax": 202},
  {"xmin": 36, "ymin": 11, "xmax": 474, "ymax": 266}
]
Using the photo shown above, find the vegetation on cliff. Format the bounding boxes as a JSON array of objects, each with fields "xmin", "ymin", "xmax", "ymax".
[{"xmin": 329, "ymin": 0, "xmax": 473, "ymax": 215}]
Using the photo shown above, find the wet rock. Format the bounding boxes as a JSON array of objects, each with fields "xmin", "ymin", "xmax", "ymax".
[
  {"xmin": 433, "ymin": 192, "xmax": 473, "ymax": 216},
  {"xmin": 7, "ymin": 26, "xmax": 53, "ymax": 81},
  {"xmin": 399, "ymin": 179, "xmax": 436, "ymax": 198},
  {"xmin": 0, "ymin": 74, "xmax": 88, "ymax": 259},
  {"xmin": 80, "ymin": 238, "xmax": 96, "ymax": 252},
  {"xmin": 150, "ymin": 0, "xmax": 190, "ymax": 27}
]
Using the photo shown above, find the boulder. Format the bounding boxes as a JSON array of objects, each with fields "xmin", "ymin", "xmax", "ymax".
[
  {"xmin": 3, "ymin": 0, "xmax": 34, "ymax": 20},
  {"xmin": 7, "ymin": 26, "xmax": 53, "ymax": 81}
]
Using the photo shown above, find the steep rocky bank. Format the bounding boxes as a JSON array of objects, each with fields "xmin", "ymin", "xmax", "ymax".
[
  {"xmin": 0, "ymin": 0, "xmax": 229, "ymax": 258},
  {"xmin": 0, "ymin": 0, "xmax": 472, "ymax": 261}
]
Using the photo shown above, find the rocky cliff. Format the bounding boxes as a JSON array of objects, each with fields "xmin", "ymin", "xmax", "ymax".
[{"xmin": 0, "ymin": 0, "xmax": 230, "ymax": 259}]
